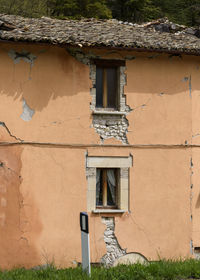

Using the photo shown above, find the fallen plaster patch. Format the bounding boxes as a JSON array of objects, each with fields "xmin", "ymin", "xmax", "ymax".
[
  {"xmin": 90, "ymin": 64, "xmax": 131, "ymax": 144},
  {"xmin": 20, "ymin": 99, "xmax": 35, "ymax": 121},
  {"xmin": 182, "ymin": 76, "xmax": 192, "ymax": 97},
  {"xmin": 8, "ymin": 49, "xmax": 37, "ymax": 66},
  {"xmin": 68, "ymin": 48, "xmax": 131, "ymax": 144},
  {"xmin": 182, "ymin": 77, "xmax": 189, "ymax": 82},
  {"xmin": 93, "ymin": 115, "xmax": 129, "ymax": 144},
  {"xmin": 67, "ymin": 48, "xmax": 96, "ymax": 65},
  {"xmin": 101, "ymin": 217, "xmax": 126, "ymax": 266},
  {"xmin": 192, "ymin": 133, "xmax": 200, "ymax": 138}
]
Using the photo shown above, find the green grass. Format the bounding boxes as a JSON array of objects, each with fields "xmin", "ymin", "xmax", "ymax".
[{"xmin": 1, "ymin": 259, "xmax": 200, "ymax": 279}]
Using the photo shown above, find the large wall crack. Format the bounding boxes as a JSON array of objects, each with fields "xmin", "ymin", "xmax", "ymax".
[
  {"xmin": 90, "ymin": 63, "xmax": 131, "ymax": 144},
  {"xmin": 67, "ymin": 49, "xmax": 131, "ymax": 144},
  {"xmin": 0, "ymin": 122, "xmax": 23, "ymax": 142},
  {"xmin": 101, "ymin": 217, "xmax": 126, "ymax": 266}
]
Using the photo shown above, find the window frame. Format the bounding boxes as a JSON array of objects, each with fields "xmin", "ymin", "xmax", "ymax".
[
  {"xmin": 96, "ymin": 168, "xmax": 120, "ymax": 209},
  {"xmin": 93, "ymin": 59, "xmax": 125, "ymax": 112},
  {"xmin": 86, "ymin": 156, "xmax": 132, "ymax": 213}
]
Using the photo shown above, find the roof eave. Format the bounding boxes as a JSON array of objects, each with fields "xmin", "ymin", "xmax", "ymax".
[{"xmin": 0, "ymin": 38, "xmax": 200, "ymax": 57}]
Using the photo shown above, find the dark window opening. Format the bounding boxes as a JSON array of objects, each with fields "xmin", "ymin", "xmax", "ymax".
[
  {"xmin": 96, "ymin": 66, "xmax": 118, "ymax": 109},
  {"xmin": 194, "ymin": 247, "xmax": 200, "ymax": 253},
  {"xmin": 94, "ymin": 60, "xmax": 125, "ymax": 110},
  {"xmin": 96, "ymin": 168, "xmax": 119, "ymax": 208}
]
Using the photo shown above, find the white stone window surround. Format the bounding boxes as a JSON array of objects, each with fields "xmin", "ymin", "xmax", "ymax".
[
  {"xmin": 86, "ymin": 156, "xmax": 132, "ymax": 213},
  {"xmin": 90, "ymin": 62, "xmax": 128, "ymax": 113}
]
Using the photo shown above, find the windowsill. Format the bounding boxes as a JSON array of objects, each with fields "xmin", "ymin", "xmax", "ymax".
[
  {"xmin": 92, "ymin": 110, "xmax": 126, "ymax": 116},
  {"xmin": 92, "ymin": 209, "xmax": 125, "ymax": 214}
]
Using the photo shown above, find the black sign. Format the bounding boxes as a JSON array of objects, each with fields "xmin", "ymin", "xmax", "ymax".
[{"xmin": 80, "ymin": 212, "xmax": 89, "ymax": 234}]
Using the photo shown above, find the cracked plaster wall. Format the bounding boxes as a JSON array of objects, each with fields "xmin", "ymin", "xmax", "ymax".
[
  {"xmin": 0, "ymin": 125, "xmax": 41, "ymax": 269},
  {"xmin": 0, "ymin": 43, "xmax": 199, "ymax": 267},
  {"xmin": 69, "ymin": 49, "xmax": 131, "ymax": 144}
]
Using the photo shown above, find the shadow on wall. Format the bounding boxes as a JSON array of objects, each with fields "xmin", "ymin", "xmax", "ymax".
[
  {"xmin": 0, "ymin": 126, "xmax": 42, "ymax": 268},
  {"xmin": 125, "ymin": 54, "xmax": 200, "ymax": 97},
  {"xmin": 0, "ymin": 45, "xmax": 90, "ymax": 112}
]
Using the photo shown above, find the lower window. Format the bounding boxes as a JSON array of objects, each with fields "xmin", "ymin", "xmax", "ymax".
[
  {"xmin": 96, "ymin": 168, "xmax": 119, "ymax": 208},
  {"xmin": 86, "ymin": 156, "xmax": 132, "ymax": 213}
]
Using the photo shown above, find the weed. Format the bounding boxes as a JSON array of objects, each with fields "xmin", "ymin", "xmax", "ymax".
[{"xmin": 0, "ymin": 259, "xmax": 200, "ymax": 279}]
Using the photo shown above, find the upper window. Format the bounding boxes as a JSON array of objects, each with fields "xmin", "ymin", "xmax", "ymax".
[{"xmin": 94, "ymin": 60, "xmax": 125, "ymax": 110}]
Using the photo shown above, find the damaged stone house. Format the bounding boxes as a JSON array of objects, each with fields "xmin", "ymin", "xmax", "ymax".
[{"xmin": 0, "ymin": 14, "xmax": 200, "ymax": 268}]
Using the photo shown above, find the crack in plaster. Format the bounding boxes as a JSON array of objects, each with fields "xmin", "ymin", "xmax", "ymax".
[
  {"xmin": 0, "ymin": 155, "xmax": 28, "ymax": 246},
  {"xmin": 132, "ymin": 98, "xmax": 151, "ymax": 111},
  {"xmin": 0, "ymin": 122, "xmax": 23, "ymax": 142},
  {"xmin": 18, "ymin": 192, "xmax": 30, "ymax": 245},
  {"xmin": 0, "ymin": 124, "xmax": 26, "ymax": 242},
  {"xmin": 101, "ymin": 217, "xmax": 126, "ymax": 266},
  {"xmin": 190, "ymin": 154, "xmax": 194, "ymax": 255},
  {"xmin": 129, "ymin": 214, "xmax": 156, "ymax": 250},
  {"xmin": 189, "ymin": 75, "xmax": 192, "ymax": 98},
  {"xmin": 0, "ymin": 161, "xmax": 21, "ymax": 178}
]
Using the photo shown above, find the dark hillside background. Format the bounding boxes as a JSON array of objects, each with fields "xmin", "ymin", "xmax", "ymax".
[{"xmin": 0, "ymin": 0, "xmax": 199, "ymax": 26}]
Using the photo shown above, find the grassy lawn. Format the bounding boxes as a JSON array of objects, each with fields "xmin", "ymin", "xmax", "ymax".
[{"xmin": 1, "ymin": 259, "xmax": 200, "ymax": 279}]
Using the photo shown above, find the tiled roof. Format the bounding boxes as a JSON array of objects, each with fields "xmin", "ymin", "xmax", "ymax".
[{"xmin": 0, "ymin": 14, "xmax": 200, "ymax": 55}]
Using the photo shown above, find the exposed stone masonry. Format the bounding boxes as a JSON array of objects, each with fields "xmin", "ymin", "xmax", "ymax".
[
  {"xmin": 69, "ymin": 49, "xmax": 131, "ymax": 144},
  {"xmin": 101, "ymin": 217, "xmax": 126, "ymax": 266},
  {"xmin": 90, "ymin": 63, "xmax": 131, "ymax": 144},
  {"xmin": 93, "ymin": 114, "xmax": 129, "ymax": 144}
]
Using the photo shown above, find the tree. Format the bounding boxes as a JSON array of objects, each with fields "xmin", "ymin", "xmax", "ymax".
[
  {"xmin": 107, "ymin": 0, "xmax": 162, "ymax": 23},
  {"xmin": 47, "ymin": 0, "xmax": 111, "ymax": 19},
  {"xmin": 0, "ymin": 0, "xmax": 199, "ymax": 26}
]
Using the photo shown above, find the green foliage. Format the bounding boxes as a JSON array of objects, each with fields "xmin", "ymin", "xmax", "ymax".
[
  {"xmin": 0, "ymin": 0, "xmax": 111, "ymax": 19},
  {"xmin": 0, "ymin": 0, "xmax": 48, "ymax": 18},
  {"xmin": 107, "ymin": 0, "xmax": 162, "ymax": 23},
  {"xmin": 151, "ymin": 0, "xmax": 200, "ymax": 26},
  {"xmin": 1, "ymin": 259, "xmax": 200, "ymax": 279},
  {"xmin": 0, "ymin": 0, "xmax": 199, "ymax": 26}
]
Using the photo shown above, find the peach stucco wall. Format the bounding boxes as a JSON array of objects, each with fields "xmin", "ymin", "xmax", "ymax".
[{"xmin": 0, "ymin": 42, "xmax": 198, "ymax": 268}]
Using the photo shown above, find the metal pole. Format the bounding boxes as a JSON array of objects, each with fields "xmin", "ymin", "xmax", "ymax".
[{"xmin": 80, "ymin": 212, "xmax": 91, "ymax": 276}]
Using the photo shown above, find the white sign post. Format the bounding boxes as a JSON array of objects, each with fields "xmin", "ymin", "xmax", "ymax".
[{"xmin": 80, "ymin": 212, "xmax": 91, "ymax": 276}]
